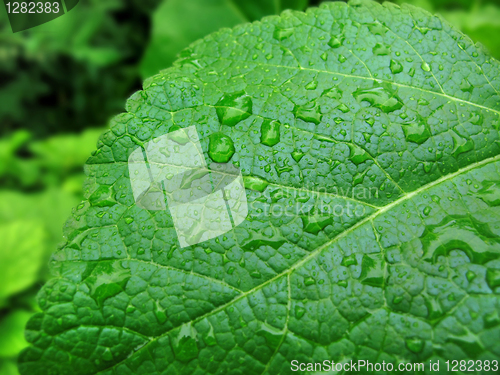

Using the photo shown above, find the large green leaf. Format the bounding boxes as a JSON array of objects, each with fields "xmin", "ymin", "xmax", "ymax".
[{"xmin": 20, "ymin": 0, "xmax": 500, "ymax": 374}]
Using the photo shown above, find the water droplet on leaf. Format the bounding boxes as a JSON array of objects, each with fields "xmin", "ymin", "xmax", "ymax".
[
  {"xmin": 216, "ymin": 92, "xmax": 253, "ymax": 126},
  {"xmin": 341, "ymin": 254, "xmax": 357, "ymax": 267},
  {"xmin": 373, "ymin": 43, "xmax": 390, "ymax": 56},
  {"xmin": 260, "ymin": 119, "xmax": 281, "ymax": 147},
  {"xmin": 449, "ymin": 130, "xmax": 474, "ymax": 158},
  {"xmin": 353, "ymin": 85, "xmax": 403, "ymax": 113},
  {"xmin": 295, "ymin": 306, "xmax": 306, "ymax": 319},
  {"xmin": 293, "ymin": 100, "xmax": 322, "ymax": 125},
  {"xmin": 172, "ymin": 323, "xmax": 199, "ymax": 362},
  {"xmin": 348, "ymin": 144, "xmax": 370, "ymax": 165},
  {"xmin": 406, "ymin": 338, "xmax": 424, "ymax": 353},
  {"xmin": 209, "ymin": 132, "xmax": 235, "ymax": 163},
  {"xmin": 390, "ymin": 59, "xmax": 403, "ymax": 74},
  {"xmin": 291, "ymin": 150, "xmax": 305, "ymax": 162},
  {"xmin": 402, "ymin": 121, "xmax": 431, "ymax": 144},
  {"xmin": 273, "ymin": 27, "xmax": 294, "ymax": 41},
  {"xmin": 328, "ymin": 37, "xmax": 342, "ymax": 48}
]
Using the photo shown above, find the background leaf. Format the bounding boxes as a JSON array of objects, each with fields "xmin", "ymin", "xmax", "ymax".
[
  {"xmin": 383, "ymin": 0, "xmax": 500, "ymax": 60},
  {"xmin": 0, "ymin": 221, "xmax": 45, "ymax": 305},
  {"xmin": 0, "ymin": 311, "xmax": 32, "ymax": 357},
  {"xmin": 440, "ymin": 4, "xmax": 500, "ymax": 60},
  {"xmin": 139, "ymin": 0, "xmax": 308, "ymax": 78}
]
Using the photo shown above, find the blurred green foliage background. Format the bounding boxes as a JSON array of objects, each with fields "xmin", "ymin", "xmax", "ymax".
[{"xmin": 1, "ymin": 0, "xmax": 499, "ymax": 373}]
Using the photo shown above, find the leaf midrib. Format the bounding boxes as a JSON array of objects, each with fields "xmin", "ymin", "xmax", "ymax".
[{"xmin": 94, "ymin": 152, "xmax": 500, "ymax": 375}]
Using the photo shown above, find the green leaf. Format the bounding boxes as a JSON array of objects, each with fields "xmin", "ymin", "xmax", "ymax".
[
  {"xmin": 0, "ymin": 221, "xmax": 45, "ymax": 304},
  {"xmin": 20, "ymin": 1, "xmax": 500, "ymax": 374},
  {"xmin": 139, "ymin": 0, "xmax": 308, "ymax": 78}
]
